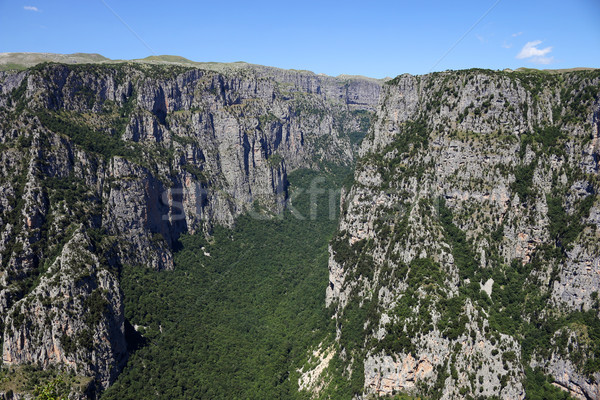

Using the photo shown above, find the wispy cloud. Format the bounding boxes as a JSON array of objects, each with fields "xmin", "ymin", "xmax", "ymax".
[
  {"xmin": 502, "ymin": 32, "xmax": 522, "ymax": 50},
  {"xmin": 516, "ymin": 40, "xmax": 554, "ymax": 64},
  {"xmin": 24, "ymin": 6, "xmax": 40, "ymax": 12}
]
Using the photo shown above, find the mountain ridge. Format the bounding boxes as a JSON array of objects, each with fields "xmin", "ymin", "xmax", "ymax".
[{"xmin": 0, "ymin": 52, "xmax": 389, "ymax": 83}]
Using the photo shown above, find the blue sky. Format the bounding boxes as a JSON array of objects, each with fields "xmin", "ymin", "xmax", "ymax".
[{"xmin": 1, "ymin": 0, "xmax": 599, "ymax": 78}]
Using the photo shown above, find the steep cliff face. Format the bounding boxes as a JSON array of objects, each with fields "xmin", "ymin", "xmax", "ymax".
[
  {"xmin": 314, "ymin": 69, "xmax": 600, "ymax": 399},
  {"xmin": 2, "ymin": 230, "xmax": 126, "ymax": 391},
  {"xmin": 0, "ymin": 62, "xmax": 380, "ymax": 396}
]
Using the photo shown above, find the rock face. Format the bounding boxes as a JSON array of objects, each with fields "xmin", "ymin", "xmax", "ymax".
[
  {"xmin": 0, "ymin": 62, "xmax": 380, "ymax": 395},
  {"xmin": 2, "ymin": 230, "xmax": 126, "ymax": 391},
  {"xmin": 316, "ymin": 69, "xmax": 600, "ymax": 398}
]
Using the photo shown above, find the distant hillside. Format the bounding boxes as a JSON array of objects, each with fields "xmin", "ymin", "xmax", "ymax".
[{"xmin": 0, "ymin": 52, "xmax": 386, "ymax": 83}]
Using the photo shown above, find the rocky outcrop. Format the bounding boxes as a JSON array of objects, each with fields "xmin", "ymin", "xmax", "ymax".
[
  {"xmin": 0, "ymin": 62, "xmax": 380, "ymax": 395},
  {"xmin": 2, "ymin": 230, "xmax": 126, "ymax": 392},
  {"xmin": 363, "ymin": 301, "xmax": 524, "ymax": 400},
  {"xmin": 318, "ymin": 69, "xmax": 600, "ymax": 398}
]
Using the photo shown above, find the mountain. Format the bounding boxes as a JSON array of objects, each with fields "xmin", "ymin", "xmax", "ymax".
[
  {"xmin": 0, "ymin": 59, "xmax": 380, "ymax": 397},
  {"xmin": 0, "ymin": 55, "xmax": 598, "ymax": 399},
  {"xmin": 308, "ymin": 69, "xmax": 600, "ymax": 399}
]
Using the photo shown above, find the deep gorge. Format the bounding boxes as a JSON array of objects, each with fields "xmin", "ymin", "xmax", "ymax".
[{"xmin": 0, "ymin": 59, "xmax": 599, "ymax": 399}]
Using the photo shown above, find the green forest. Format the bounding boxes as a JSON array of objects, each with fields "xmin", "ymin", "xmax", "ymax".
[{"xmin": 101, "ymin": 168, "xmax": 349, "ymax": 399}]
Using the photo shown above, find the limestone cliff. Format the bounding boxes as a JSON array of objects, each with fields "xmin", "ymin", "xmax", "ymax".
[
  {"xmin": 0, "ymin": 61, "xmax": 380, "ymax": 397},
  {"xmin": 310, "ymin": 69, "xmax": 600, "ymax": 399}
]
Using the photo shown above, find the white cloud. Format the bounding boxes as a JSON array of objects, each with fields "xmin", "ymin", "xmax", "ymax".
[
  {"xmin": 516, "ymin": 40, "xmax": 554, "ymax": 64},
  {"xmin": 517, "ymin": 40, "xmax": 552, "ymax": 58},
  {"xmin": 512, "ymin": 32, "xmax": 523, "ymax": 37},
  {"xmin": 24, "ymin": 6, "xmax": 40, "ymax": 12},
  {"xmin": 502, "ymin": 41, "xmax": 512, "ymax": 49}
]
